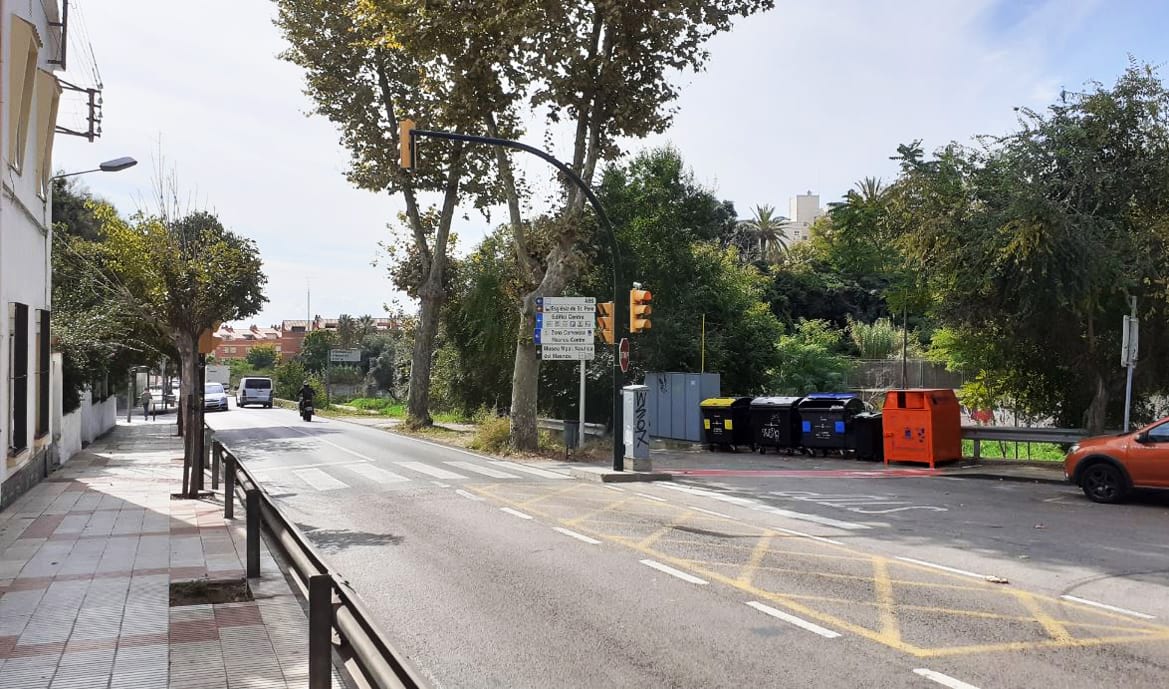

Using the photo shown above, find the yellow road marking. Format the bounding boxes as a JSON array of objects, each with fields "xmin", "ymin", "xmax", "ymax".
[
  {"xmin": 635, "ymin": 512, "xmax": 692, "ymax": 549},
  {"xmin": 737, "ymin": 534, "xmax": 773, "ymax": 586},
  {"xmin": 873, "ymin": 557, "xmax": 902, "ymax": 644},
  {"xmin": 1014, "ymin": 590, "xmax": 1073, "ymax": 642},
  {"xmin": 517, "ymin": 482, "xmax": 588, "ymax": 508}
]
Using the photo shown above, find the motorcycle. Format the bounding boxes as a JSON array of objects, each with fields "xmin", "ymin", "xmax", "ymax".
[{"xmin": 299, "ymin": 400, "xmax": 314, "ymax": 422}]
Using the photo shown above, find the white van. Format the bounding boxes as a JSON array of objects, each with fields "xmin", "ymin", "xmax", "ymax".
[{"xmin": 237, "ymin": 377, "xmax": 274, "ymax": 408}]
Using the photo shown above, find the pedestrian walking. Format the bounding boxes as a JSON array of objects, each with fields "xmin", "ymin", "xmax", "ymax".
[{"xmin": 140, "ymin": 389, "xmax": 152, "ymax": 419}]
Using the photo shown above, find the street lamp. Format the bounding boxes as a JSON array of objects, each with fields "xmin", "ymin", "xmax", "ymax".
[{"xmin": 51, "ymin": 156, "xmax": 137, "ymax": 181}]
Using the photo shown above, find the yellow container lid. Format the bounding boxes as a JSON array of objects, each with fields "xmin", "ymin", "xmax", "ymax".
[{"xmin": 701, "ymin": 397, "xmax": 738, "ymax": 408}]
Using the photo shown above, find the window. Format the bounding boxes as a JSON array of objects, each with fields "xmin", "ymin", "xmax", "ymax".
[
  {"xmin": 1147, "ymin": 424, "xmax": 1169, "ymax": 443},
  {"xmin": 35, "ymin": 310, "xmax": 48, "ymax": 437},
  {"xmin": 34, "ymin": 70, "xmax": 60, "ymax": 198},
  {"xmin": 8, "ymin": 17, "xmax": 42, "ymax": 172},
  {"xmin": 10, "ymin": 303, "xmax": 29, "ymax": 453}
]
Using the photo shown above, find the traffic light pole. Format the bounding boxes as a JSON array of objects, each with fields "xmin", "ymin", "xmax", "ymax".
[{"xmin": 407, "ymin": 128, "xmax": 627, "ymax": 470}]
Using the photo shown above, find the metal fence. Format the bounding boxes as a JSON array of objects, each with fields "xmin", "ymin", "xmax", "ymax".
[
  {"xmin": 207, "ymin": 429, "xmax": 429, "ymax": 689},
  {"xmin": 844, "ymin": 359, "xmax": 965, "ymax": 391}
]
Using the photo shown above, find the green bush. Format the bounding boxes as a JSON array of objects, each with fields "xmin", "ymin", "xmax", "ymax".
[
  {"xmin": 349, "ymin": 397, "xmax": 392, "ymax": 411},
  {"xmin": 468, "ymin": 411, "xmax": 511, "ymax": 454}
]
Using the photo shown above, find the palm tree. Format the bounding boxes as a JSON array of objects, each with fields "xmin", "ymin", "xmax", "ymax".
[
  {"xmin": 336, "ymin": 314, "xmax": 356, "ymax": 348},
  {"xmin": 737, "ymin": 204, "xmax": 789, "ymax": 263},
  {"xmin": 357, "ymin": 314, "xmax": 376, "ymax": 343}
]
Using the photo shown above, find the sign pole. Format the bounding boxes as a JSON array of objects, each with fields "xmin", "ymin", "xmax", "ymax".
[
  {"xmin": 579, "ymin": 360, "xmax": 586, "ymax": 444},
  {"xmin": 1123, "ymin": 296, "xmax": 1138, "ymax": 430}
]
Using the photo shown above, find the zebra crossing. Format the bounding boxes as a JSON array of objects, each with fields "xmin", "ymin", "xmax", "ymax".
[{"xmin": 251, "ymin": 458, "xmax": 570, "ymax": 493}]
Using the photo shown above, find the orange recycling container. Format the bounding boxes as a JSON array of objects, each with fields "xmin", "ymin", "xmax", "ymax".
[{"xmin": 882, "ymin": 389, "xmax": 962, "ymax": 468}]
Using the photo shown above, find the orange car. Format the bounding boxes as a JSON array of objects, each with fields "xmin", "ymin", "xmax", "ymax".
[{"xmin": 1064, "ymin": 419, "xmax": 1169, "ymax": 502}]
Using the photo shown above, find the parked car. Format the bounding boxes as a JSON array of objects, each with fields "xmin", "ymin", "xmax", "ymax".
[
  {"xmin": 1064, "ymin": 418, "xmax": 1169, "ymax": 502},
  {"xmin": 203, "ymin": 383, "xmax": 230, "ymax": 412},
  {"xmin": 237, "ymin": 377, "xmax": 273, "ymax": 408}
]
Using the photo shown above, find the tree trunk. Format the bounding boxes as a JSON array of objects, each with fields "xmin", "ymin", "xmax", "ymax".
[
  {"xmin": 176, "ymin": 333, "xmax": 201, "ymax": 497},
  {"xmin": 509, "ymin": 297, "xmax": 541, "ymax": 450},
  {"xmin": 1084, "ymin": 372, "xmax": 1109, "ymax": 435},
  {"xmin": 406, "ymin": 288, "xmax": 442, "ymax": 427}
]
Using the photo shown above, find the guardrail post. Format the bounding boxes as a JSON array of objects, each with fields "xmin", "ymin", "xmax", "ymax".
[
  {"xmin": 201, "ymin": 427, "xmax": 213, "ymax": 490},
  {"xmin": 246, "ymin": 488, "xmax": 260, "ymax": 578},
  {"xmin": 211, "ymin": 441, "xmax": 221, "ymax": 491},
  {"xmin": 309, "ymin": 574, "xmax": 333, "ymax": 689},
  {"xmin": 973, "ymin": 438, "xmax": 981, "ymax": 460},
  {"xmin": 224, "ymin": 452, "xmax": 235, "ymax": 520}
]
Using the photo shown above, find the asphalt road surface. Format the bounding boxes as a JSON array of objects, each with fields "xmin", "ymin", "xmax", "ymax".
[{"xmin": 208, "ymin": 405, "xmax": 1169, "ymax": 689}]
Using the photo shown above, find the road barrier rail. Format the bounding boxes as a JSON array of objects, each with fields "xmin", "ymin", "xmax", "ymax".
[
  {"xmin": 961, "ymin": 425, "xmax": 1088, "ymax": 460},
  {"xmin": 209, "ymin": 429, "xmax": 430, "ymax": 689}
]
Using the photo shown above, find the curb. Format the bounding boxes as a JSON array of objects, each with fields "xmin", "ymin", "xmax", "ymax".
[
  {"xmin": 942, "ymin": 472, "xmax": 1067, "ymax": 485},
  {"xmin": 567, "ymin": 466, "xmax": 674, "ymax": 483}
]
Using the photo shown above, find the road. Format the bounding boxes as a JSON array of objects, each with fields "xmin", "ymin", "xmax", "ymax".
[{"xmin": 208, "ymin": 405, "xmax": 1169, "ymax": 689}]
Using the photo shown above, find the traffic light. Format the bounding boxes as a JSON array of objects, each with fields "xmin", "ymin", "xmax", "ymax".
[
  {"xmin": 630, "ymin": 289, "xmax": 652, "ymax": 334},
  {"xmin": 596, "ymin": 301, "xmax": 615, "ymax": 344},
  {"xmin": 399, "ymin": 118, "xmax": 416, "ymax": 169}
]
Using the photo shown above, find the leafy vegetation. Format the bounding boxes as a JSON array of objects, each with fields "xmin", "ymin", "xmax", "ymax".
[{"xmin": 246, "ymin": 345, "xmax": 277, "ymax": 370}]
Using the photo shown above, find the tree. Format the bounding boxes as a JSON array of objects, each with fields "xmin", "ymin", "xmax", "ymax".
[
  {"xmin": 276, "ymin": 0, "xmax": 509, "ymax": 428},
  {"xmin": 738, "ymin": 204, "xmax": 789, "ymax": 263},
  {"xmin": 246, "ymin": 344, "xmax": 277, "ymax": 369},
  {"xmin": 770, "ymin": 320, "xmax": 854, "ymax": 395},
  {"xmin": 98, "ymin": 208, "xmax": 266, "ymax": 494},
  {"xmin": 889, "ymin": 64, "xmax": 1169, "ymax": 432},
  {"xmin": 299, "ymin": 329, "xmax": 335, "ymax": 374},
  {"xmin": 336, "ymin": 314, "xmax": 356, "ymax": 349}
]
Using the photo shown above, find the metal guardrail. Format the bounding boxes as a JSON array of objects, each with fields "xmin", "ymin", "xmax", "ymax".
[
  {"xmin": 207, "ymin": 429, "xmax": 430, "ymax": 689},
  {"xmin": 537, "ymin": 417, "xmax": 607, "ymax": 438},
  {"xmin": 961, "ymin": 425, "xmax": 1088, "ymax": 460}
]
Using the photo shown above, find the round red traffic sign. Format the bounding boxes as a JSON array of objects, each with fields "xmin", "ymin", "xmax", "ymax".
[{"xmin": 619, "ymin": 337, "xmax": 630, "ymax": 373}]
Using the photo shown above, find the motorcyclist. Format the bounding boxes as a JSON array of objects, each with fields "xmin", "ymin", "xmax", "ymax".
[{"xmin": 297, "ymin": 382, "xmax": 315, "ymax": 411}]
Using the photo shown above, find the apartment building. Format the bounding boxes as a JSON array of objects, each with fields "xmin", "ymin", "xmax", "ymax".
[
  {"xmin": 0, "ymin": 4, "xmax": 67, "ymax": 508},
  {"xmin": 214, "ymin": 316, "xmax": 401, "ymax": 361},
  {"xmin": 784, "ymin": 192, "xmax": 824, "ymax": 243}
]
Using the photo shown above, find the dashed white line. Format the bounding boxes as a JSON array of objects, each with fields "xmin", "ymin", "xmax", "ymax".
[
  {"xmin": 445, "ymin": 461, "xmax": 521, "ymax": 479},
  {"xmin": 635, "ymin": 492, "xmax": 668, "ymax": 503},
  {"xmin": 431, "ymin": 481, "xmax": 452, "ymax": 488},
  {"xmin": 770, "ymin": 526, "xmax": 844, "ymax": 546},
  {"xmin": 745, "ymin": 601, "xmax": 841, "ymax": 638},
  {"xmin": 397, "ymin": 462, "xmax": 467, "ymax": 480},
  {"xmin": 552, "ymin": 527, "xmax": 601, "ymax": 544},
  {"xmin": 454, "ymin": 489, "xmax": 484, "ymax": 501},
  {"xmin": 690, "ymin": 506, "xmax": 739, "ymax": 521},
  {"xmin": 1060, "ymin": 595, "xmax": 1155, "ymax": 619},
  {"xmin": 751, "ymin": 504, "xmax": 870, "ymax": 531},
  {"xmin": 604, "ymin": 485, "xmax": 625, "ymax": 492},
  {"xmin": 639, "ymin": 559, "xmax": 708, "ymax": 585},
  {"xmin": 288, "ymin": 426, "xmax": 378, "ymax": 462},
  {"xmin": 895, "ymin": 556, "xmax": 989, "ymax": 580},
  {"xmin": 500, "ymin": 507, "xmax": 534, "ymax": 520},
  {"xmin": 291, "ymin": 468, "xmax": 349, "ymax": 491},
  {"xmin": 490, "ymin": 462, "xmax": 570, "ymax": 479},
  {"xmin": 912, "ymin": 668, "xmax": 981, "ymax": 689}
]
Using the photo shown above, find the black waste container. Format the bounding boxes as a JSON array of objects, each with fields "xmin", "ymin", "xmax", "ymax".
[
  {"xmin": 796, "ymin": 393, "xmax": 864, "ymax": 455},
  {"xmin": 699, "ymin": 397, "xmax": 753, "ymax": 450},
  {"xmin": 750, "ymin": 396, "xmax": 803, "ymax": 454},
  {"xmin": 850, "ymin": 411, "xmax": 884, "ymax": 461}
]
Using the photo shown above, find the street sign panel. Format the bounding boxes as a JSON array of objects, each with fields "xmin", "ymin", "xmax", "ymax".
[
  {"xmin": 329, "ymin": 348, "xmax": 361, "ymax": 363},
  {"xmin": 536, "ymin": 312, "xmax": 593, "ymax": 328},
  {"xmin": 535, "ymin": 331, "xmax": 594, "ymax": 345},
  {"xmin": 1122, "ymin": 315, "xmax": 1139, "ymax": 367},
  {"xmin": 537, "ymin": 296, "xmax": 595, "ymax": 313},
  {"xmin": 619, "ymin": 338, "xmax": 630, "ymax": 373},
  {"xmin": 539, "ymin": 344, "xmax": 595, "ymax": 360}
]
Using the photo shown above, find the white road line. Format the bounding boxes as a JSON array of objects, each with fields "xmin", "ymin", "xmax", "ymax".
[
  {"xmin": 752, "ymin": 504, "xmax": 871, "ymax": 531},
  {"xmin": 343, "ymin": 463, "xmax": 410, "ymax": 484},
  {"xmin": 444, "ymin": 461, "xmax": 522, "ymax": 479},
  {"xmin": 690, "ymin": 506, "xmax": 738, "ymax": 521},
  {"xmin": 912, "ymin": 668, "xmax": 982, "ymax": 689},
  {"xmin": 896, "ymin": 556, "xmax": 988, "ymax": 580},
  {"xmin": 659, "ymin": 483, "xmax": 720, "ymax": 498},
  {"xmin": 552, "ymin": 527, "xmax": 601, "ymax": 544},
  {"xmin": 639, "ymin": 559, "xmax": 708, "ymax": 585},
  {"xmin": 1060, "ymin": 595, "xmax": 1155, "ymax": 619},
  {"xmin": 454, "ymin": 489, "xmax": 484, "ymax": 501},
  {"xmin": 745, "ymin": 601, "xmax": 841, "ymax": 638},
  {"xmin": 291, "ymin": 468, "xmax": 349, "ymax": 491},
  {"xmin": 431, "ymin": 481, "xmax": 452, "ymax": 488},
  {"xmin": 397, "ymin": 462, "xmax": 467, "ymax": 480},
  {"xmin": 500, "ymin": 507, "xmax": 533, "ymax": 520},
  {"xmin": 635, "ymin": 492, "xmax": 668, "ymax": 502},
  {"xmin": 489, "ymin": 462, "xmax": 570, "ymax": 479},
  {"xmin": 247, "ymin": 459, "xmax": 370, "ymax": 473},
  {"xmin": 770, "ymin": 526, "xmax": 844, "ymax": 546},
  {"xmin": 288, "ymin": 426, "xmax": 377, "ymax": 462},
  {"xmin": 604, "ymin": 485, "xmax": 625, "ymax": 492}
]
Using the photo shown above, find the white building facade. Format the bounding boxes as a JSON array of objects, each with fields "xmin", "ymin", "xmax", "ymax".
[
  {"xmin": 784, "ymin": 191, "xmax": 824, "ymax": 244},
  {"xmin": 0, "ymin": 2, "xmax": 65, "ymax": 509}
]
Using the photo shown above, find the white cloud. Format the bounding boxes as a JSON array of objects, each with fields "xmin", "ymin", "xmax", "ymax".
[{"xmin": 53, "ymin": 0, "xmax": 1115, "ymax": 327}]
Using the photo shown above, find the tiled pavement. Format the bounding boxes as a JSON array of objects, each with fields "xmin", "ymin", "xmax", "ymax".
[{"xmin": 0, "ymin": 418, "xmax": 326, "ymax": 688}]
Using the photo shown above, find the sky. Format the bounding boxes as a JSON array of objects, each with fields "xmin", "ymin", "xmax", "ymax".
[{"xmin": 54, "ymin": 0, "xmax": 1169, "ymax": 327}]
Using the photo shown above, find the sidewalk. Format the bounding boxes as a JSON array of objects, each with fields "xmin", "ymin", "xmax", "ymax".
[{"xmin": 0, "ymin": 417, "xmax": 319, "ymax": 689}]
